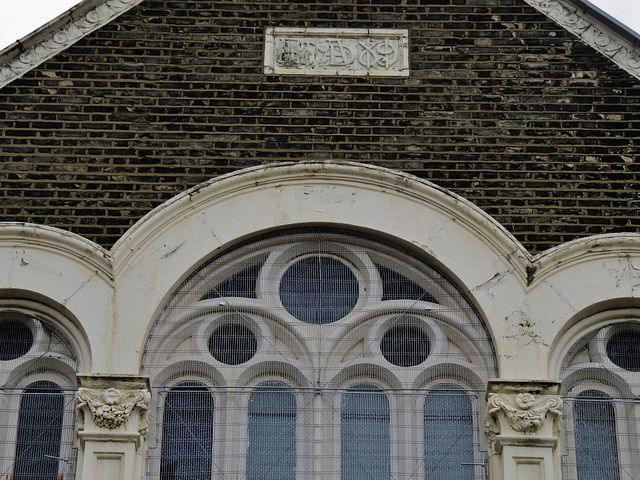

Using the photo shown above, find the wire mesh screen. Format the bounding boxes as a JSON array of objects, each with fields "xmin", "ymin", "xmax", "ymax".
[
  {"xmin": 0, "ymin": 311, "xmax": 78, "ymax": 480},
  {"xmin": 561, "ymin": 321, "xmax": 640, "ymax": 480},
  {"xmin": 562, "ymin": 394, "xmax": 640, "ymax": 480},
  {"xmin": 143, "ymin": 229, "xmax": 497, "ymax": 479}
]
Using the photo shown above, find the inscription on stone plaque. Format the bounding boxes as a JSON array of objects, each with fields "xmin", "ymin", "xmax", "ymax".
[{"xmin": 264, "ymin": 28, "xmax": 409, "ymax": 76}]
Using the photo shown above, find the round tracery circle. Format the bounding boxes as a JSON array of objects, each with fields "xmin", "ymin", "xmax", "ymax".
[
  {"xmin": 279, "ymin": 255, "xmax": 359, "ymax": 324},
  {"xmin": 606, "ymin": 330, "xmax": 640, "ymax": 371},
  {"xmin": 0, "ymin": 313, "xmax": 34, "ymax": 361},
  {"xmin": 208, "ymin": 324, "xmax": 257, "ymax": 365},
  {"xmin": 381, "ymin": 325, "xmax": 430, "ymax": 367}
]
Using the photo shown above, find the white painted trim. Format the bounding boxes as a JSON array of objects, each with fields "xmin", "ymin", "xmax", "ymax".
[
  {"xmin": 523, "ymin": 0, "xmax": 640, "ymax": 80},
  {"xmin": 547, "ymin": 308, "xmax": 640, "ymax": 380},
  {"xmin": 264, "ymin": 27, "xmax": 410, "ymax": 77},
  {"xmin": 0, "ymin": 0, "xmax": 144, "ymax": 89},
  {"xmin": 0, "ymin": 222, "xmax": 112, "ymax": 372},
  {"xmin": 1, "ymin": 0, "xmax": 639, "ymax": 88}
]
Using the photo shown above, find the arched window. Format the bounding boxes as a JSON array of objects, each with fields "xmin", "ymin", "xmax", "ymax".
[
  {"xmin": 13, "ymin": 381, "xmax": 64, "ymax": 480},
  {"xmin": 341, "ymin": 384, "xmax": 391, "ymax": 479},
  {"xmin": 0, "ymin": 311, "xmax": 78, "ymax": 480},
  {"xmin": 561, "ymin": 321, "xmax": 640, "ymax": 480},
  {"xmin": 159, "ymin": 384, "xmax": 214, "ymax": 480},
  {"xmin": 423, "ymin": 385, "xmax": 476, "ymax": 479},
  {"xmin": 572, "ymin": 391, "xmax": 620, "ymax": 480},
  {"xmin": 143, "ymin": 229, "xmax": 497, "ymax": 477},
  {"xmin": 246, "ymin": 382, "xmax": 296, "ymax": 479}
]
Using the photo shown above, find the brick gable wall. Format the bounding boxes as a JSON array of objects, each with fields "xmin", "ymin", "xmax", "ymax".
[{"xmin": 1, "ymin": 0, "xmax": 639, "ymax": 252}]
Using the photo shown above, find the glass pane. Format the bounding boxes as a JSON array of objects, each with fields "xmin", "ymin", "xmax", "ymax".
[
  {"xmin": 574, "ymin": 391, "xmax": 620, "ymax": 480},
  {"xmin": 160, "ymin": 385, "xmax": 214, "ymax": 480},
  {"xmin": 0, "ymin": 313, "xmax": 33, "ymax": 360},
  {"xmin": 208, "ymin": 323, "xmax": 257, "ymax": 365},
  {"xmin": 200, "ymin": 264, "xmax": 261, "ymax": 300},
  {"xmin": 606, "ymin": 331, "xmax": 640, "ymax": 371},
  {"xmin": 381, "ymin": 325, "xmax": 430, "ymax": 367},
  {"xmin": 341, "ymin": 384, "xmax": 390, "ymax": 480},
  {"xmin": 280, "ymin": 255, "xmax": 359, "ymax": 324},
  {"xmin": 424, "ymin": 385, "xmax": 476, "ymax": 479},
  {"xmin": 14, "ymin": 381, "xmax": 64, "ymax": 480},
  {"xmin": 378, "ymin": 265, "xmax": 438, "ymax": 303},
  {"xmin": 247, "ymin": 383, "xmax": 296, "ymax": 479}
]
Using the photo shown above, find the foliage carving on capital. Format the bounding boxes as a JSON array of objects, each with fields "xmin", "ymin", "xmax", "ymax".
[
  {"xmin": 487, "ymin": 392, "xmax": 562, "ymax": 435},
  {"xmin": 485, "ymin": 390, "xmax": 563, "ymax": 449},
  {"xmin": 76, "ymin": 386, "xmax": 151, "ymax": 434}
]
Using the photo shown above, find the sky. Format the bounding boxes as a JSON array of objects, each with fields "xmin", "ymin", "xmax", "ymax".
[
  {"xmin": 0, "ymin": 0, "xmax": 82, "ymax": 50},
  {"xmin": 0, "ymin": 0, "xmax": 638, "ymax": 51}
]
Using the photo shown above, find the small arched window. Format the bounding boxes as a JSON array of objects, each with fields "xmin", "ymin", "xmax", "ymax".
[
  {"xmin": 423, "ymin": 385, "xmax": 476, "ymax": 479},
  {"xmin": 246, "ymin": 382, "xmax": 297, "ymax": 479},
  {"xmin": 559, "ymin": 320, "xmax": 640, "ymax": 480},
  {"xmin": 573, "ymin": 390, "xmax": 620, "ymax": 480},
  {"xmin": 341, "ymin": 384, "xmax": 391, "ymax": 480},
  {"xmin": 159, "ymin": 383, "xmax": 214, "ymax": 480},
  {"xmin": 0, "ymin": 311, "xmax": 78, "ymax": 480},
  {"xmin": 13, "ymin": 381, "xmax": 64, "ymax": 480}
]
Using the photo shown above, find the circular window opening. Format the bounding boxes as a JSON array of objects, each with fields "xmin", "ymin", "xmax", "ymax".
[
  {"xmin": 0, "ymin": 314, "xmax": 34, "ymax": 361},
  {"xmin": 279, "ymin": 255, "xmax": 359, "ymax": 324},
  {"xmin": 381, "ymin": 325, "xmax": 430, "ymax": 367},
  {"xmin": 208, "ymin": 324, "xmax": 257, "ymax": 365},
  {"xmin": 606, "ymin": 330, "xmax": 640, "ymax": 371}
]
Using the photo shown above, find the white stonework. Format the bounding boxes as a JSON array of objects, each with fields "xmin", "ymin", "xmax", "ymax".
[
  {"xmin": 1, "ymin": 0, "xmax": 640, "ymax": 86},
  {"xmin": 75, "ymin": 376, "xmax": 150, "ymax": 480},
  {"xmin": 523, "ymin": 0, "xmax": 640, "ymax": 81},
  {"xmin": 486, "ymin": 381, "xmax": 563, "ymax": 480},
  {"xmin": 0, "ymin": 0, "xmax": 144, "ymax": 89},
  {"xmin": 76, "ymin": 386, "xmax": 150, "ymax": 432},
  {"xmin": 264, "ymin": 28, "xmax": 410, "ymax": 76},
  {"xmin": 1, "ymin": 162, "xmax": 640, "ymax": 479}
]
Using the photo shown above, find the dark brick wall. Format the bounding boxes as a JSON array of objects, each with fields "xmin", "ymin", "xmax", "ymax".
[{"xmin": 1, "ymin": 0, "xmax": 639, "ymax": 252}]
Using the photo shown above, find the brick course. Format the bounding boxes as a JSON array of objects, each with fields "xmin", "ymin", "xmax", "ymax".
[{"xmin": 1, "ymin": 0, "xmax": 639, "ymax": 252}]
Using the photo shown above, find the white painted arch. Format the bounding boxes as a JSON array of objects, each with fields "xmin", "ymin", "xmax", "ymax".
[{"xmin": 112, "ymin": 162, "xmax": 529, "ymax": 376}]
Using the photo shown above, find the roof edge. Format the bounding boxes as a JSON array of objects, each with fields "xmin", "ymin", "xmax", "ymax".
[
  {"xmin": 524, "ymin": 0, "xmax": 640, "ymax": 81},
  {"xmin": 1, "ymin": 0, "xmax": 639, "ymax": 87},
  {"xmin": 0, "ymin": 0, "xmax": 144, "ymax": 90},
  {"xmin": 572, "ymin": 0, "xmax": 640, "ymax": 46}
]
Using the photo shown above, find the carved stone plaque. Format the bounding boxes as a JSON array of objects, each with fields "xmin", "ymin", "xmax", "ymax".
[{"xmin": 264, "ymin": 28, "xmax": 409, "ymax": 77}]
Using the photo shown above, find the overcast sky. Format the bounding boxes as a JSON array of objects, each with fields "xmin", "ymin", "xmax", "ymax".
[{"xmin": 0, "ymin": 0, "xmax": 638, "ymax": 51}]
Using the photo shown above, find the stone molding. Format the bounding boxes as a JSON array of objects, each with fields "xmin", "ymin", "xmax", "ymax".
[
  {"xmin": 75, "ymin": 375, "xmax": 151, "ymax": 438},
  {"xmin": 485, "ymin": 380, "xmax": 563, "ymax": 453},
  {"xmin": 76, "ymin": 387, "xmax": 150, "ymax": 431},
  {"xmin": 0, "ymin": 222, "xmax": 112, "ymax": 281},
  {"xmin": 0, "ymin": 0, "xmax": 144, "ymax": 89},
  {"xmin": 112, "ymin": 162, "xmax": 529, "ymax": 283},
  {"xmin": 487, "ymin": 392, "xmax": 562, "ymax": 434},
  {"xmin": 523, "ymin": 0, "xmax": 640, "ymax": 81},
  {"xmin": 0, "ymin": 0, "xmax": 638, "ymax": 88},
  {"xmin": 264, "ymin": 28, "xmax": 410, "ymax": 77}
]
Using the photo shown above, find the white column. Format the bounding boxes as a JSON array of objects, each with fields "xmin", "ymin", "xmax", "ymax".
[
  {"xmin": 485, "ymin": 380, "xmax": 563, "ymax": 480},
  {"xmin": 75, "ymin": 375, "xmax": 151, "ymax": 480}
]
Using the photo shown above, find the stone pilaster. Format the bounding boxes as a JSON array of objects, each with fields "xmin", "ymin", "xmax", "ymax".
[
  {"xmin": 485, "ymin": 380, "xmax": 563, "ymax": 480},
  {"xmin": 75, "ymin": 375, "xmax": 150, "ymax": 480}
]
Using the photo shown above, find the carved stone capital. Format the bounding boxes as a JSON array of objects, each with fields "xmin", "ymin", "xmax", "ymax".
[
  {"xmin": 75, "ymin": 375, "xmax": 151, "ymax": 438},
  {"xmin": 485, "ymin": 380, "xmax": 562, "ymax": 453}
]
